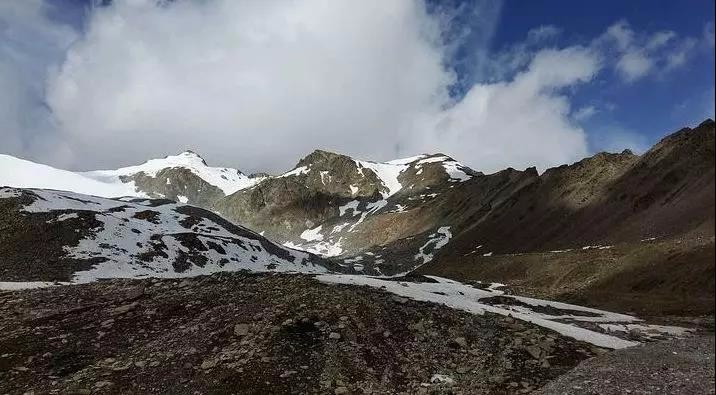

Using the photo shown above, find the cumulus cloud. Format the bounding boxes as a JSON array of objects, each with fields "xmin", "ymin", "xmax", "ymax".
[
  {"xmin": 0, "ymin": 1, "xmax": 708, "ymax": 175},
  {"xmin": 412, "ymin": 46, "xmax": 598, "ymax": 173},
  {"xmin": 599, "ymin": 20, "xmax": 705, "ymax": 83},
  {"xmin": 0, "ymin": 0, "xmax": 77, "ymax": 164},
  {"xmin": 40, "ymin": 0, "xmax": 593, "ymax": 173},
  {"xmin": 616, "ymin": 50, "xmax": 653, "ymax": 82}
]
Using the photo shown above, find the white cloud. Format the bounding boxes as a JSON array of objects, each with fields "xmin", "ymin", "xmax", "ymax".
[
  {"xmin": 527, "ymin": 25, "xmax": 562, "ymax": 43},
  {"xmin": 615, "ymin": 50, "xmax": 653, "ymax": 82},
  {"xmin": 645, "ymin": 30, "xmax": 675, "ymax": 50},
  {"xmin": 665, "ymin": 38, "xmax": 697, "ymax": 70},
  {"xmin": 573, "ymin": 105, "xmax": 598, "ymax": 121},
  {"xmin": 39, "ymin": 0, "xmax": 592, "ymax": 174},
  {"xmin": 410, "ymin": 47, "xmax": 598, "ymax": 173},
  {"xmin": 0, "ymin": 0, "xmax": 77, "ymax": 164},
  {"xmin": 604, "ymin": 20, "xmax": 634, "ymax": 51},
  {"xmin": 0, "ymin": 1, "xmax": 708, "ymax": 177},
  {"xmin": 599, "ymin": 20, "xmax": 704, "ymax": 83}
]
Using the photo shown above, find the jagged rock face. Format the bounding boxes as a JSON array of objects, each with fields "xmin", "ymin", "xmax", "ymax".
[
  {"xmin": 1, "ymin": 120, "xmax": 713, "ymax": 279},
  {"xmin": 294, "ymin": 150, "xmax": 388, "ymax": 197},
  {"xmin": 431, "ymin": 119, "xmax": 715, "ymax": 260},
  {"xmin": 0, "ymin": 187, "xmax": 347, "ymax": 283},
  {"xmin": 212, "ymin": 151, "xmax": 477, "ymax": 274},
  {"xmin": 120, "ymin": 167, "xmax": 225, "ymax": 208},
  {"xmin": 213, "ymin": 176, "xmax": 347, "ymax": 242}
]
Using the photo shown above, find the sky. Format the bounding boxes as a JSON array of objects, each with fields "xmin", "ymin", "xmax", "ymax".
[{"xmin": 1, "ymin": 0, "xmax": 714, "ymax": 174}]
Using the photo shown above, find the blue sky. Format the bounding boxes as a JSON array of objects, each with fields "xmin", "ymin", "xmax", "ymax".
[
  {"xmin": 445, "ymin": 0, "xmax": 715, "ymax": 151},
  {"xmin": 1, "ymin": 0, "xmax": 714, "ymax": 172}
]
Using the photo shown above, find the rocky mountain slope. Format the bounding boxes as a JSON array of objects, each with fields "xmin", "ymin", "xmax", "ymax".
[
  {"xmin": 0, "ymin": 187, "xmax": 344, "ymax": 283},
  {"xmin": 209, "ymin": 119, "xmax": 715, "ymax": 281},
  {"xmin": 417, "ymin": 119, "xmax": 715, "ymax": 315},
  {"xmin": 1, "ymin": 119, "xmax": 713, "ymax": 307}
]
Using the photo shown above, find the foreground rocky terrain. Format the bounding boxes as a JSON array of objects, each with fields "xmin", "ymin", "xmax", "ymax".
[
  {"xmin": 536, "ymin": 335, "xmax": 715, "ymax": 394},
  {"xmin": 1, "ymin": 273, "xmax": 604, "ymax": 394}
]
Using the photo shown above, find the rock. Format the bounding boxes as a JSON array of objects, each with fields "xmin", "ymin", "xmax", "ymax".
[
  {"xmin": 200, "ymin": 360, "xmax": 217, "ymax": 370},
  {"xmin": 280, "ymin": 370, "xmax": 298, "ymax": 378},
  {"xmin": 489, "ymin": 375, "xmax": 505, "ymax": 384},
  {"xmin": 628, "ymin": 328, "xmax": 642, "ymax": 337},
  {"xmin": 234, "ymin": 323, "xmax": 250, "ymax": 336},
  {"xmin": 430, "ymin": 374, "xmax": 455, "ymax": 385},
  {"xmin": 382, "ymin": 330, "xmax": 391, "ymax": 338},
  {"xmin": 111, "ymin": 302, "xmax": 138, "ymax": 316},
  {"xmin": 334, "ymin": 387, "xmax": 349, "ymax": 394},
  {"xmin": 391, "ymin": 296, "xmax": 409, "ymax": 304},
  {"xmin": 329, "ymin": 332, "xmax": 341, "ymax": 340},
  {"xmin": 124, "ymin": 287, "xmax": 145, "ymax": 300},
  {"xmin": 134, "ymin": 361, "xmax": 146, "ymax": 368},
  {"xmin": 525, "ymin": 345, "xmax": 542, "ymax": 360},
  {"xmin": 100, "ymin": 319, "xmax": 115, "ymax": 328},
  {"xmin": 94, "ymin": 381, "xmax": 113, "ymax": 388},
  {"xmin": 451, "ymin": 337, "xmax": 468, "ymax": 348}
]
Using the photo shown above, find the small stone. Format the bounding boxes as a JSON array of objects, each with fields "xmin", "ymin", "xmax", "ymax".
[
  {"xmin": 334, "ymin": 387, "xmax": 349, "ymax": 394},
  {"xmin": 282, "ymin": 319, "xmax": 294, "ymax": 327},
  {"xmin": 134, "ymin": 361, "xmax": 146, "ymax": 368},
  {"xmin": 149, "ymin": 360, "xmax": 160, "ymax": 367},
  {"xmin": 489, "ymin": 375, "xmax": 505, "ymax": 384},
  {"xmin": 382, "ymin": 330, "xmax": 391, "ymax": 338},
  {"xmin": 452, "ymin": 337, "xmax": 468, "ymax": 348},
  {"xmin": 525, "ymin": 345, "xmax": 542, "ymax": 360},
  {"xmin": 111, "ymin": 302, "xmax": 138, "ymax": 316},
  {"xmin": 280, "ymin": 370, "xmax": 298, "ymax": 378},
  {"xmin": 329, "ymin": 332, "xmax": 341, "ymax": 340},
  {"xmin": 94, "ymin": 381, "xmax": 113, "ymax": 388},
  {"xmin": 234, "ymin": 324, "xmax": 250, "ymax": 336},
  {"xmin": 201, "ymin": 360, "xmax": 217, "ymax": 370}
]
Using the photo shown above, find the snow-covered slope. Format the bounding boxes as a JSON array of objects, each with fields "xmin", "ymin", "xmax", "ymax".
[
  {"xmin": 0, "ymin": 151, "xmax": 261, "ymax": 204},
  {"xmin": 0, "ymin": 187, "xmax": 345, "ymax": 283},
  {"xmin": 0, "ymin": 154, "xmax": 140, "ymax": 198},
  {"xmin": 84, "ymin": 151, "xmax": 261, "ymax": 196}
]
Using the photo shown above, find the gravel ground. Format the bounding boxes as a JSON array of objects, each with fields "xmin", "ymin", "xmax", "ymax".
[
  {"xmin": 0, "ymin": 272, "xmax": 602, "ymax": 394},
  {"xmin": 537, "ymin": 334, "xmax": 715, "ymax": 394}
]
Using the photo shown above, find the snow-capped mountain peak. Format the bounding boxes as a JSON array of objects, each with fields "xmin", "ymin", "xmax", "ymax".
[{"xmin": 84, "ymin": 150, "xmax": 261, "ymax": 196}]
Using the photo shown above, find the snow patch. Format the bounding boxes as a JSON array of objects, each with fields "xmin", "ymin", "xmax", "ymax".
[
  {"xmin": 415, "ymin": 226, "xmax": 452, "ymax": 264},
  {"xmin": 300, "ymin": 225, "xmax": 324, "ymax": 242},
  {"xmin": 316, "ymin": 275, "xmax": 641, "ymax": 349},
  {"xmin": 0, "ymin": 281, "xmax": 71, "ymax": 291}
]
